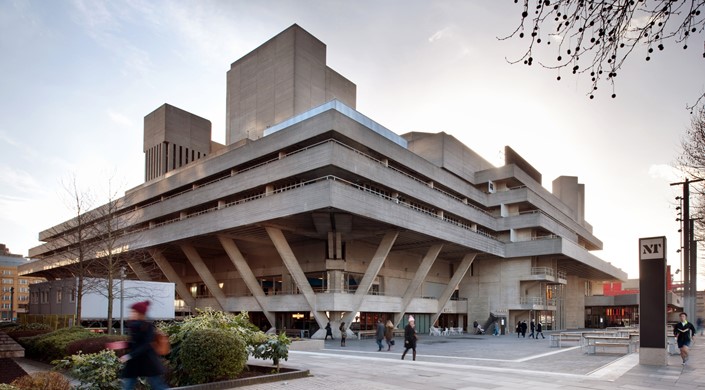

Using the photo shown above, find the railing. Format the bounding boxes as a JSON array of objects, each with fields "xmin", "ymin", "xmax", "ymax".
[
  {"xmin": 530, "ymin": 267, "xmax": 567, "ymax": 280},
  {"xmin": 47, "ymin": 138, "xmax": 504, "ymax": 252},
  {"xmin": 519, "ymin": 296, "xmax": 557, "ymax": 306}
]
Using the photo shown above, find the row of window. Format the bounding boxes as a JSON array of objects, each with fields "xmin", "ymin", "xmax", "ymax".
[
  {"xmin": 1, "ymin": 278, "xmax": 29, "ymax": 284},
  {"xmin": 1, "ymin": 287, "xmax": 29, "ymax": 293},
  {"xmin": 30, "ymin": 289, "xmax": 76, "ymax": 304}
]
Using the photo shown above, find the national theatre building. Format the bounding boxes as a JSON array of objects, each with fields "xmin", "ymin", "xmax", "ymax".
[{"xmin": 20, "ymin": 24, "xmax": 626, "ymax": 337}]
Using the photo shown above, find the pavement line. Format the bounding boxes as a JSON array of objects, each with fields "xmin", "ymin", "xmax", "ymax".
[
  {"xmin": 292, "ymin": 350, "xmax": 592, "ymax": 379},
  {"xmin": 585, "ymin": 352, "xmax": 639, "ymax": 380},
  {"xmin": 319, "ymin": 345, "xmax": 581, "ymax": 363}
]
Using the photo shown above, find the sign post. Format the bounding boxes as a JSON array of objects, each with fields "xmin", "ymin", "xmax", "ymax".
[{"xmin": 639, "ymin": 236, "xmax": 667, "ymax": 365}]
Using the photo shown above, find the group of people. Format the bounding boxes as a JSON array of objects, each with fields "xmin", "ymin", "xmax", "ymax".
[
  {"xmin": 325, "ymin": 316, "xmax": 419, "ymax": 360},
  {"xmin": 515, "ymin": 320, "xmax": 545, "ymax": 339}
]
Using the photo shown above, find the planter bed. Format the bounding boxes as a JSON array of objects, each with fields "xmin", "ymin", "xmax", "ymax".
[{"xmin": 172, "ymin": 365, "xmax": 310, "ymax": 390}]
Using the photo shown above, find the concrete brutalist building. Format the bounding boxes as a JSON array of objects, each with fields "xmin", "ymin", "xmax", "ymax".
[{"xmin": 20, "ymin": 24, "xmax": 626, "ymax": 337}]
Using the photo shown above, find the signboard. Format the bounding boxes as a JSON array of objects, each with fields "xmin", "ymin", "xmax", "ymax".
[{"xmin": 640, "ymin": 237, "xmax": 666, "ymax": 260}]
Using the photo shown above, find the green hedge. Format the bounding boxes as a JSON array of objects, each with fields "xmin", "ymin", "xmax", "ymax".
[
  {"xmin": 19, "ymin": 327, "xmax": 97, "ymax": 363},
  {"xmin": 179, "ymin": 328, "xmax": 248, "ymax": 385}
]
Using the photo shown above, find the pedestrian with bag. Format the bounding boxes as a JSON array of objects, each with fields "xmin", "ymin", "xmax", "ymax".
[
  {"xmin": 384, "ymin": 320, "xmax": 395, "ymax": 351},
  {"xmin": 117, "ymin": 301, "xmax": 169, "ymax": 390}
]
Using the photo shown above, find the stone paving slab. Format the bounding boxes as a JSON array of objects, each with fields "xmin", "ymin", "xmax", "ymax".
[{"xmin": 239, "ymin": 333, "xmax": 705, "ymax": 390}]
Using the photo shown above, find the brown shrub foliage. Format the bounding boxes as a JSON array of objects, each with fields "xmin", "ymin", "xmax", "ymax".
[{"xmin": 10, "ymin": 372, "xmax": 70, "ymax": 390}]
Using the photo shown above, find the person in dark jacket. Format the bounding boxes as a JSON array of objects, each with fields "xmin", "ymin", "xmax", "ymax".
[
  {"xmin": 375, "ymin": 319, "xmax": 385, "ymax": 351},
  {"xmin": 536, "ymin": 322, "xmax": 545, "ymax": 339},
  {"xmin": 120, "ymin": 301, "xmax": 168, "ymax": 390},
  {"xmin": 520, "ymin": 320, "xmax": 527, "ymax": 337},
  {"xmin": 674, "ymin": 312, "xmax": 697, "ymax": 365},
  {"xmin": 529, "ymin": 320, "xmax": 535, "ymax": 338},
  {"xmin": 325, "ymin": 321, "xmax": 334, "ymax": 340},
  {"xmin": 401, "ymin": 315, "xmax": 417, "ymax": 361}
]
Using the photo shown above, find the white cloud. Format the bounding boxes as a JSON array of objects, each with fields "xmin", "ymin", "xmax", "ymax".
[
  {"xmin": 648, "ymin": 163, "xmax": 681, "ymax": 182},
  {"xmin": 69, "ymin": 0, "xmax": 154, "ymax": 78},
  {"xmin": 429, "ymin": 26, "xmax": 453, "ymax": 43},
  {"xmin": 0, "ymin": 164, "xmax": 42, "ymax": 195},
  {"xmin": 108, "ymin": 110, "xmax": 133, "ymax": 127}
]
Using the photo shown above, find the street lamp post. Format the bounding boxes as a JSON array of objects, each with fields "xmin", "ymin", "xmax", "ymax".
[{"xmin": 671, "ymin": 178, "xmax": 703, "ymax": 318}]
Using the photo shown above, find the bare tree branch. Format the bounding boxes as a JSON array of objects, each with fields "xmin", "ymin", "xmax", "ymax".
[{"xmin": 501, "ymin": 0, "xmax": 705, "ymax": 105}]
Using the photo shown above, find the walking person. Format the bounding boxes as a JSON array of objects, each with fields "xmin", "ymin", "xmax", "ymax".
[
  {"xmin": 401, "ymin": 315, "xmax": 417, "ymax": 361},
  {"xmin": 324, "ymin": 321, "xmax": 334, "ymax": 340},
  {"xmin": 339, "ymin": 321, "xmax": 347, "ymax": 347},
  {"xmin": 516, "ymin": 321, "xmax": 521, "ymax": 338},
  {"xmin": 536, "ymin": 322, "xmax": 545, "ymax": 339},
  {"xmin": 674, "ymin": 312, "xmax": 697, "ymax": 365},
  {"xmin": 529, "ymin": 320, "xmax": 535, "ymax": 339},
  {"xmin": 520, "ymin": 320, "xmax": 527, "ymax": 338},
  {"xmin": 118, "ymin": 301, "xmax": 169, "ymax": 390},
  {"xmin": 384, "ymin": 320, "xmax": 395, "ymax": 351},
  {"xmin": 375, "ymin": 319, "xmax": 385, "ymax": 351}
]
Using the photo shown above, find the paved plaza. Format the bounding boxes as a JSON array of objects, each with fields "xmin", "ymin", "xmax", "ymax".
[{"xmin": 242, "ymin": 332, "xmax": 705, "ymax": 390}]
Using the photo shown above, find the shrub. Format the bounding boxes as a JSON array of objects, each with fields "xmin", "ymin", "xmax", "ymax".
[
  {"xmin": 0, "ymin": 384, "xmax": 19, "ymax": 390},
  {"xmin": 19, "ymin": 327, "xmax": 97, "ymax": 362},
  {"xmin": 251, "ymin": 332, "xmax": 291, "ymax": 372},
  {"xmin": 66, "ymin": 335, "xmax": 128, "ymax": 356},
  {"xmin": 53, "ymin": 350, "xmax": 121, "ymax": 390},
  {"xmin": 179, "ymin": 328, "xmax": 247, "ymax": 385},
  {"xmin": 164, "ymin": 309, "xmax": 258, "ymax": 386},
  {"xmin": 10, "ymin": 372, "xmax": 70, "ymax": 390}
]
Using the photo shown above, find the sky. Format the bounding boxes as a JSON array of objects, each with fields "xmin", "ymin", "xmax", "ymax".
[{"xmin": 0, "ymin": 1, "xmax": 703, "ymax": 284}]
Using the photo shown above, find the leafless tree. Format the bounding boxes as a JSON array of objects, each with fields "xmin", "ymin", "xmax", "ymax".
[
  {"xmin": 42, "ymin": 176, "xmax": 101, "ymax": 324},
  {"xmin": 678, "ymin": 106, "xmax": 705, "ymax": 234},
  {"xmin": 502, "ymin": 0, "xmax": 705, "ymax": 109}
]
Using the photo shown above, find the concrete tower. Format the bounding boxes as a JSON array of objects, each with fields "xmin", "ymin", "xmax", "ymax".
[{"xmin": 225, "ymin": 24, "xmax": 357, "ymax": 145}]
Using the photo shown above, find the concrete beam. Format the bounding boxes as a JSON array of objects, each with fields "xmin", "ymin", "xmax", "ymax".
[
  {"xmin": 395, "ymin": 244, "xmax": 442, "ymax": 327},
  {"xmin": 431, "ymin": 253, "xmax": 477, "ymax": 326},
  {"xmin": 218, "ymin": 235, "xmax": 276, "ymax": 329},
  {"xmin": 180, "ymin": 244, "xmax": 226, "ymax": 311},
  {"xmin": 148, "ymin": 249, "xmax": 195, "ymax": 308},
  {"xmin": 126, "ymin": 260, "xmax": 152, "ymax": 281},
  {"xmin": 342, "ymin": 231, "xmax": 398, "ymax": 326},
  {"xmin": 265, "ymin": 227, "xmax": 329, "ymax": 327}
]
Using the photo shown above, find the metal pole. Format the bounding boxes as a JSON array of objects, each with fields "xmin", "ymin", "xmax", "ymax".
[
  {"xmin": 10, "ymin": 287, "xmax": 14, "ymax": 322},
  {"xmin": 684, "ymin": 181, "xmax": 691, "ymax": 317},
  {"xmin": 120, "ymin": 266, "xmax": 125, "ymax": 335},
  {"xmin": 690, "ymin": 218, "xmax": 698, "ymax": 318}
]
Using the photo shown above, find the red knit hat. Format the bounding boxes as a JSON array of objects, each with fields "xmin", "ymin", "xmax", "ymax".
[{"xmin": 131, "ymin": 300, "xmax": 150, "ymax": 315}]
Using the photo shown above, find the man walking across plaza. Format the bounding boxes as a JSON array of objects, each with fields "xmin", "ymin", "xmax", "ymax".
[
  {"xmin": 674, "ymin": 312, "xmax": 696, "ymax": 365},
  {"xmin": 375, "ymin": 319, "xmax": 385, "ymax": 351}
]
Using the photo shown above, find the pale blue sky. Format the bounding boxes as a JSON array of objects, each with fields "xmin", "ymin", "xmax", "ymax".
[{"xmin": 1, "ymin": 0, "xmax": 702, "ymax": 282}]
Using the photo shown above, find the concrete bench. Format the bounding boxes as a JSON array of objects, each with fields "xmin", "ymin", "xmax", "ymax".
[
  {"xmin": 549, "ymin": 333, "xmax": 582, "ymax": 348},
  {"xmin": 586, "ymin": 341, "xmax": 632, "ymax": 355}
]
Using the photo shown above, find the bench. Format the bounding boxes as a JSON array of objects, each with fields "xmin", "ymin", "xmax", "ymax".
[
  {"xmin": 583, "ymin": 335, "xmax": 637, "ymax": 354},
  {"xmin": 549, "ymin": 332, "xmax": 582, "ymax": 348},
  {"xmin": 358, "ymin": 329, "xmax": 405, "ymax": 339}
]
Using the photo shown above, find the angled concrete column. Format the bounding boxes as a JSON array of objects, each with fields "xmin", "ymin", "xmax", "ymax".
[
  {"xmin": 395, "ymin": 244, "xmax": 443, "ymax": 327},
  {"xmin": 148, "ymin": 249, "xmax": 195, "ymax": 308},
  {"xmin": 218, "ymin": 235, "xmax": 275, "ymax": 328},
  {"xmin": 180, "ymin": 244, "xmax": 226, "ymax": 311},
  {"xmin": 126, "ymin": 260, "xmax": 152, "ymax": 281},
  {"xmin": 341, "ymin": 231, "xmax": 398, "ymax": 326},
  {"xmin": 431, "ymin": 253, "xmax": 477, "ymax": 327},
  {"xmin": 265, "ymin": 227, "xmax": 330, "ymax": 328}
]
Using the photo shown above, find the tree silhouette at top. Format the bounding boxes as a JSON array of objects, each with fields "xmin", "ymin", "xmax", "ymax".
[{"xmin": 502, "ymin": 0, "xmax": 705, "ymax": 110}]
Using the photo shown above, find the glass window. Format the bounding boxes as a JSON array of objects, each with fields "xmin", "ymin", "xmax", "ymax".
[
  {"xmin": 57, "ymin": 290, "xmax": 62, "ymax": 304},
  {"xmin": 2, "ymin": 279, "xmax": 12, "ymax": 284},
  {"xmin": 19, "ymin": 279, "xmax": 28, "ymax": 284}
]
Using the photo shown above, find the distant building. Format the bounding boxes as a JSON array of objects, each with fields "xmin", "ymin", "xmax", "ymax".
[
  {"xmin": 584, "ymin": 266, "xmax": 683, "ymax": 328},
  {"xmin": 28, "ymin": 278, "xmax": 175, "ymax": 325},
  {"xmin": 20, "ymin": 24, "xmax": 626, "ymax": 336},
  {"xmin": 0, "ymin": 244, "xmax": 44, "ymax": 320}
]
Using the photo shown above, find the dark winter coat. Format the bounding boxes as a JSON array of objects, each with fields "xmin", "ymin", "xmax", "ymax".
[
  {"xmin": 376, "ymin": 322, "xmax": 385, "ymax": 340},
  {"xmin": 404, "ymin": 324, "xmax": 417, "ymax": 349},
  {"xmin": 122, "ymin": 320, "xmax": 164, "ymax": 378}
]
